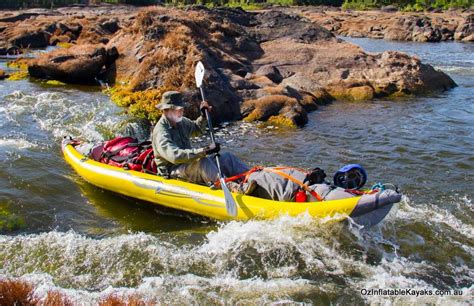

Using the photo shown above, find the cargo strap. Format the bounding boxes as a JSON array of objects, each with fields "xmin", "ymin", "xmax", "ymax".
[
  {"xmin": 213, "ymin": 166, "xmax": 263, "ymax": 187},
  {"xmin": 214, "ymin": 166, "xmax": 323, "ymax": 202},
  {"xmin": 262, "ymin": 168, "xmax": 323, "ymax": 202}
]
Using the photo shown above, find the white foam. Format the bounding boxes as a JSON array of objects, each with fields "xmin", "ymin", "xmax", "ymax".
[
  {"xmin": 0, "ymin": 138, "xmax": 37, "ymax": 150},
  {"xmin": 2, "ymin": 90, "xmax": 126, "ymax": 142},
  {"xmin": 355, "ymin": 258, "xmax": 473, "ymax": 304},
  {"xmin": 434, "ymin": 65, "xmax": 474, "ymax": 74},
  {"xmin": 389, "ymin": 195, "xmax": 473, "ymax": 241}
]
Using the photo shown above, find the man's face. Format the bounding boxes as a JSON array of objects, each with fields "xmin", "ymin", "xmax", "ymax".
[{"xmin": 165, "ymin": 108, "xmax": 184, "ymax": 123}]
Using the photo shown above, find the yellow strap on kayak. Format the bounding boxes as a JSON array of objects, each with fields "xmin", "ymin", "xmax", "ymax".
[{"xmin": 263, "ymin": 168, "xmax": 323, "ymax": 202}]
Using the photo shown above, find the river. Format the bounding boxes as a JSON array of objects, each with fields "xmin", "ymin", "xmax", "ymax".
[{"xmin": 0, "ymin": 38, "xmax": 472, "ymax": 303}]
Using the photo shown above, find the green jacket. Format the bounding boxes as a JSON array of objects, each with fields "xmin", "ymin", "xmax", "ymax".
[{"xmin": 152, "ymin": 114, "xmax": 208, "ymax": 175}]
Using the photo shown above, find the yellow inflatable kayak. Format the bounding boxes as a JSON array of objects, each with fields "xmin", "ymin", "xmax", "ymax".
[{"xmin": 62, "ymin": 139, "xmax": 401, "ymax": 224}]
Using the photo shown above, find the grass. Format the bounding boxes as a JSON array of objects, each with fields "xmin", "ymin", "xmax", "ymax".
[
  {"xmin": 7, "ymin": 71, "xmax": 29, "ymax": 81},
  {"xmin": 267, "ymin": 114, "xmax": 297, "ymax": 128},
  {"xmin": 6, "ymin": 58, "xmax": 29, "ymax": 70},
  {"xmin": 57, "ymin": 42, "xmax": 74, "ymax": 48},
  {"xmin": 105, "ymin": 85, "xmax": 168, "ymax": 123},
  {"xmin": 45, "ymin": 80, "xmax": 67, "ymax": 86}
]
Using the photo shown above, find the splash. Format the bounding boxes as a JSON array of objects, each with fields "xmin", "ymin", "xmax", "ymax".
[
  {"xmin": 0, "ymin": 210, "xmax": 472, "ymax": 303},
  {"xmin": 0, "ymin": 138, "xmax": 38, "ymax": 150},
  {"xmin": 1, "ymin": 90, "xmax": 127, "ymax": 143}
]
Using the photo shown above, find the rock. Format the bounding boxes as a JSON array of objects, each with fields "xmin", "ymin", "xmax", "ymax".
[
  {"xmin": 347, "ymin": 85, "xmax": 374, "ymax": 101},
  {"xmin": 384, "ymin": 27, "xmax": 411, "ymax": 41},
  {"xmin": 255, "ymin": 65, "xmax": 283, "ymax": 84},
  {"xmin": 381, "ymin": 5, "xmax": 398, "ymax": 13},
  {"xmin": 462, "ymin": 34, "xmax": 474, "ymax": 41},
  {"xmin": 241, "ymin": 94, "xmax": 307, "ymax": 127},
  {"xmin": 280, "ymin": 73, "xmax": 326, "ymax": 93},
  {"xmin": 28, "ymin": 44, "xmax": 119, "ymax": 84},
  {"xmin": 0, "ymin": 12, "xmax": 43, "ymax": 23},
  {"xmin": 298, "ymin": 8, "xmax": 465, "ymax": 43},
  {"xmin": 10, "ymin": 31, "xmax": 51, "ymax": 48},
  {"xmin": 252, "ymin": 10, "xmax": 334, "ymax": 43},
  {"xmin": 222, "ymin": 70, "xmax": 258, "ymax": 91},
  {"xmin": 50, "ymin": 35, "xmax": 72, "ymax": 45},
  {"xmin": 412, "ymin": 25, "xmax": 442, "ymax": 42},
  {"xmin": 0, "ymin": 69, "xmax": 7, "ymax": 80},
  {"xmin": 454, "ymin": 14, "xmax": 474, "ymax": 40},
  {"xmin": 100, "ymin": 19, "xmax": 120, "ymax": 34}
]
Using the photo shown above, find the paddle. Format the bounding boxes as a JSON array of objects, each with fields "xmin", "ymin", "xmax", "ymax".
[{"xmin": 195, "ymin": 61, "xmax": 238, "ymax": 217}]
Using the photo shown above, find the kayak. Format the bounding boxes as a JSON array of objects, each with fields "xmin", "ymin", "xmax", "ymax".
[{"xmin": 62, "ymin": 139, "xmax": 402, "ymax": 225}]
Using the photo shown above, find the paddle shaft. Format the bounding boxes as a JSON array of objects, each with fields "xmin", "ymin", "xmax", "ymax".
[
  {"xmin": 196, "ymin": 67, "xmax": 237, "ymax": 217},
  {"xmin": 198, "ymin": 87, "xmax": 225, "ymax": 177},
  {"xmin": 199, "ymin": 87, "xmax": 216, "ymax": 144}
]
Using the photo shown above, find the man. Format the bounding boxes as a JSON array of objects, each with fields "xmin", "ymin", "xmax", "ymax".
[{"xmin": 152, "ymin": 91, "xmax": 249, "ymax": 186}]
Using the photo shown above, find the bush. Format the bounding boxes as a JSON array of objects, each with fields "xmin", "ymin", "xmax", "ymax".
[{"xmin": 342, "ymin": 0, "xmax": 471, "ymax": 11}]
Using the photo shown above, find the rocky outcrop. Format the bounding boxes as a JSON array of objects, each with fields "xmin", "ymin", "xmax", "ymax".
[
  {"xmin": 455, "ymin": 14, "xmax": 474, "ymax": 41},
  {"xmin": 1, "ymin": 6, "xmax": 457, "ymax": 127},
  {"xmin": 0, "ymin": 5, "xmax": 135, "ymax": 54},
  {"xmin": 298, "ymin": 8, "xmax": 472, "ymax": 42},
  {"xmin": 28, "ymin": 45, "xmax": 119, "ymax": 83}
]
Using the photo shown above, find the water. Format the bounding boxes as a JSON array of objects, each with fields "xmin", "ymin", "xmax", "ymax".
[{"xmin": 0, "ymin": 39, "xmax": 473, "ymax": 303}]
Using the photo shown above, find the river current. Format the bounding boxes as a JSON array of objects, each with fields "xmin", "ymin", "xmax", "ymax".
[{"xmin": 0, "ymin": 38, "xmax": 472, "ymax": 303}]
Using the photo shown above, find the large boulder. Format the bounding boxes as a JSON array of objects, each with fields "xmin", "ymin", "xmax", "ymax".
[
  {"xmin": 28, "ymin": 44, "xmax": 119, "ymax": 83},
  {"xmin": 10, "ymin": 30, "xmax": 51, "ymax": 48},
  {"xmin": 255, "ymin": 65, "xmax": 283, "ymax": 84},
  {"xmin": 297, "ymin": 8, "xmax": 464, "ymax": 43},
  {"xmin": 241, "ymin": 94, "xmax": 308, "ymax": 127}
]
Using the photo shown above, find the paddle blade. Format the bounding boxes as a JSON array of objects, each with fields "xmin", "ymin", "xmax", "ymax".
[
  {"xmin": 220, "ymin": 178, "xmax": 237, "ymax": 217},
  {"xmin": 195, "ymin": 61, "xmax": 205, "ymax": 88}
]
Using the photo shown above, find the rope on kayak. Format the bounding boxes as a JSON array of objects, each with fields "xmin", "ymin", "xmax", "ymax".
[
  {"xmin": 344, "ymin": 182, "xmax": 400, "ymax": 196},
  {"xmin": 262, "ymin": 168, "xmax": 323, "ymax": 201},
  {"xmin": 213, "ymin": 166, "xmax": 323, "ymax": 201}
]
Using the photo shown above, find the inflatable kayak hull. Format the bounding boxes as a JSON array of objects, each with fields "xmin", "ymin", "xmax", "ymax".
[{"xmin": 62, "ymin": 141, "xmax": 401, "ymax": 224}]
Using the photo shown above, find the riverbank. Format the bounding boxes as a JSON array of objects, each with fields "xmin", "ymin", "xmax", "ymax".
[
  {"xmin": 0, "ymin": 5, "xmax": 456, "ymax": 127},
  {"xmin": 295, "ymin": 7, "xmax": 473, "ymax": 42}
]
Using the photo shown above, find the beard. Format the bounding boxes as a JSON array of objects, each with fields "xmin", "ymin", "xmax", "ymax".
[{"xmin": 166, "ymin": 112, "xmax": 183, "ymax": 123}]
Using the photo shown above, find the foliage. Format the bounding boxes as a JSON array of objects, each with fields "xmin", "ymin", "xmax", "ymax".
[
  {"xmin": 7, "ymin": 71, "xmax": 29, "ymax": 81},
  {"xmin": 105, "ymin": 85, "xmax": 168, "ymax": 122},
  {"xmin": 342, "ymin": 0, "xmax": 472, "ymax": 10},
  {"xmin": 45, "ymin": 80, "xmax": 67, "ymax": 85},
  {"xmin": 1, "ymin": 0, "xmax": 345, "ymax": 9},
  {"xmin": 56, "ymin": 42, "xmax": 74, "ymax": 49},
  {"xmin": 6, "ymin": 59, "xmax": 29, "ymax": 71},
  {"xmin": 267, "ymin": 114, "xmax": 297, "ymax": 128}
]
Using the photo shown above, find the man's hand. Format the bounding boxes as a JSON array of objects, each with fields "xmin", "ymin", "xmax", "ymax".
[
  {"xmin": 205, "ymin": 142, "xmax": 220, "ymax": 155},
  {"xmin": 200, "ymin": 100, "xmax": 212, "ymax": 116}
]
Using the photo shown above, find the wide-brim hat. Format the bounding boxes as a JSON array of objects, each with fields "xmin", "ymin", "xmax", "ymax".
[{"xmin": 156, "ymin": 91, "xmax": 186, "ymax": 110}]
